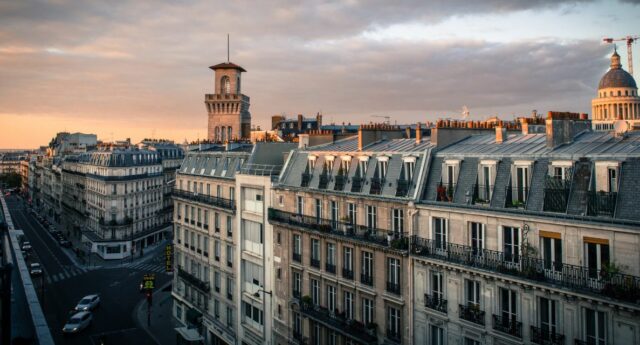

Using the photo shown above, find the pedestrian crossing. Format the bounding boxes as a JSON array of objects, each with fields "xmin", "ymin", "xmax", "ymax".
[
  {"xmin": 45, "ymin": 266, "xmax": 90, "ymax": 284},
  {"xmin": 127, "ymin": 262, "xmax": 170, "ymax": 274}
]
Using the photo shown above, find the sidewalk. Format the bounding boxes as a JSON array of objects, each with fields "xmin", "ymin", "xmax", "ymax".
[{"xmin": 134, "ymin": 281, "xmax": 178, "ymax": 345}]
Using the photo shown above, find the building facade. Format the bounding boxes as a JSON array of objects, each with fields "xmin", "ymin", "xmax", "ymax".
[{"xmin": 206, "ymin": 62, "xmax": 252, "ymax": 142}]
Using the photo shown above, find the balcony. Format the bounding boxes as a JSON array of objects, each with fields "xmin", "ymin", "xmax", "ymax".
[
  {"xmin": 334, "ymin": 175, "xmax": 346, "ymax": 191},
  {"xmin": 325, "ymin": 263, "xmax": 336, "ymax": 274},
  {"xmin": 178, "ymin": 267, "xmax": 210, "ymax": 293},
  {"xmin": 360, "ymin": 274, "xmax": 373, "ymax": 286},
  {"xmin": 531, "ymin": 326, "xmax": 565, "ymax": 345},
  {"xmin": 310, "ymin": 258, "xmax": 320, "ymax": 269},
  {"xmin": 386, "ymin": 281, "xmax": 401, "ymax": 295},
  {"xmin": 493, "ymin": 314, "xmax": 522, "ymax": 338},
  {"xmin": 472, "ymin": 183, "xmax": 491, "ymax": 205},
  {"xmin": 411, "ymin": 236, "xmax": 640, "ymax": 305},
  {"xmin": 293, "ymin": 252, "xmax": 302, "ymax": 263},
  {"xmin": 369, "ymin": 177, "xmax": 384, "ymax": 195},
  {"xmin": 292, "ymin": 289, "xmax": 301, "ymax": 300},
  {"xmin": 543, "ymin": 178, "xmax": 571, "ymax": 213},
  {"xmin": 505, "ymin": 184, "xmax": 529, "ymax": 209},
  {"xmin": 587, "ymin": 191, "xmax": 617, "ymax": 217},
  {"xmin": 172, "ymin": 189, "xmax": 235, "ymax": 211},
  {"xmin": 301, "ymin": 173, "xmax": 311, "ymax": 187},
  {"xmin": 351, "ymin": 177, "xmax": 363, "ymax": 193},
  {"xmin": 459, "ymin": 304, "xmax": 485, "ymax": 325},
  {"xmin": 396, "ymin": 179, "xmax": 410, "ymax": 197},
  {"xmin": 386, "ymin": 329, "xmax": 402, "ymax": 344},
  {"xmin": 268, "ymin": 209, "xmax": 408, "ymax": 251},
  {"xmin": 342, "ymin": 268, "xmax": 354, "ymax": 280},
  {"xmin": 436, "ymin": 182, "xmax": 455, "ymax": 202},
  {"xmin": 318, "ymin": 174, "xmax": 329, "ymax": 190},
  {"xmin": 424, "ymin": 294, "xmax": 447, "ymax": 314},
  {"xmin": 299, "ymin": 304, "xmax": 377, "ymax": 345}
]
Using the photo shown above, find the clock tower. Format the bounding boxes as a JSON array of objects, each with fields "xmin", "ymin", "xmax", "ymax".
[{"xmin": 205, "ymin": 61, "xmax": 251, "ymax": 142}]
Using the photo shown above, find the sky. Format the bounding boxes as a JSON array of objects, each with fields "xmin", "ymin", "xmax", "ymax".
[{"xmin": 0, "ymin": 0, "xmax": 639, "ymax": 149}]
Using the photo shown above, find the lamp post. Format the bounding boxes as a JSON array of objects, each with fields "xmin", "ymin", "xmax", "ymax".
[{"xmin": 253, "ymin": 289, "xmax": 273, "ymax": 345}]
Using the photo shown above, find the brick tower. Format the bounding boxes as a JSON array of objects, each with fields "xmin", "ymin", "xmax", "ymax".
[{"xmin": 205, "ymin": 62, "xmax": 251, "ymax": 142}]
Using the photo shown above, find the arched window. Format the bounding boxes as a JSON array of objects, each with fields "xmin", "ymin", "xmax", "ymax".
[
  {"xmin": 228, "ymin": 127, "xmax": 232, "ymax": 141},
  {"xmin": 236, "ymin": 75, "xmax": 241, "ymax": 93},
  {"xmin": 214, "ymin": 127, "xmax": 220, "ymax": 142},
  {"xmin": 221, "ymin": 126, "xmax": 226, "ymax": 142},
  {"xmin": 220, "ymin": 76, "xmax": 231, "ymax": 95}
]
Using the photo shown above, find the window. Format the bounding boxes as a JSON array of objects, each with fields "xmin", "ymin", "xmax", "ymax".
[
  {"xmin": 243, "ymin": 188, "xmax": 263, "ymax": 213},
  {"xmin": 347, "ymin": 202, "xmax": 357, "ymax": 225},
  {"xmin": 515, "ymin": 165, "xmax": 530, "ymax": 202},
  {"xmin": 226, "ymin": 245, "xmax": 233, "ymax": 267},
  {"xmin": 326, "ymin": 285, "xmax": 336, "ymax": 312},
  {"xmin": 392, "ymin": 209, "xmax": 404, "ymax": 232},
  {"xmin": 469, "ymin": 222, "xmax": 485, "ymax": 255},
  {"xmin": 362, "ymin": 297, "xmax": 374, "ymax": 325},
  {"xmin": 226, "ymin": 216, "xmax": 232, "ymax": 237},
  {"xmin": 366, "ymin": 205, "xmax": 377, "ymax": 229},
  {"xmin": 243, "ymin": 260, "xmax": 263, "ymax": 293},
  {"xmin": 540, "ymin": 297, "xmax": 557, "ymax": 336},
  {"xmin": 433, "ymin": 217, "xmax": 448, "ymax": 251},
  {"xmin": 293, "ymin": 312, "xmax": 301, "ymax": 336},
  {"xmin": 243, "ymin": 300, "xmax": 264, "ymax": 328},
  {"xmin": 221, "ymin": 76, "xmax": 231, "ymax": 94},
  {"xmin": 387, "ymin": 306, "xmax": 401, "ymax": 338},
  {"xmin": 376, "ymin": 159, "xmax": 389, "ymax": 179},
  {"xmin": 387, "ymin": 257, "xmax": 400, "ymax": 293},
  {"xmin": 503, "ymin": 226, "xmax": 520, "ymax": 264},
  {"xmin": 330, "ymin": 200, "xmax": 338, "ymax": 228},
  {"xmin": 403, "ymin": 159, "xmax": 415, "ymax": 181},
  {"xmin": 311, "ymin": 239, "xmax": 320, "ymax": 267},
  {"xmin": 293, "ymin": 271, "xmax": 301, "ymax": 296},
  {"xmin": 326, "ymin": 243, "xmax": 335, "ymax": 271},
  {"xmin": 431, "ymin": 271, "xmax": 444, "ymax": 300},
  {"xmin": 276, "ymin": 232, "xmax": 281, "ymax": 245},
  {"xmin": 584, "ymin": 308, "xmax": 606, "ymax": 345},
  {"xmin": 215, "ymin": 213, "xmax": 220, "ymax": 232},
  {"xmin": 500, "ymin": 288, "xmax": 517, "ymax": 322},
  {"xmin": 466, "ymin": 280, "xmax": 480, "ymax": 307},
  {"xmin": 311, "ymin": 279, "xmax": 320, "ymax": 305},
  {"xmin": 479, "ymin": 164, "xmax": 493, "ymax": 201},
  {"xmin": 226, "ymin": 306, "xmax": 233, "ymax": 328},
  {"xmin": 296, "ymin": 196, "xmax": 304, "ymax": 215},
  {"xmin": 242, "ymin": 220, "xmax": 263, "ymax": 256},
  {"xmin": 343, "ymin": 247, "xmax": 353, "ymax": 272},
  {"xmin": 229, "ymin": 187, "xmax": 235, "ymax": 201},
  {"xmin": 585, "ymin": 239, "xmax": 609, "ymax": 278},
  {"xmin": 226, "ymin": 277, "xmax": 234, "ymax": 300},
  {"xmin": 293, "ymin": 234, "xmax": 301, "ymax": 259},
  {"xmin": 344, "ymin": 291, "xmax": 354, "ymax": 319},
  {"xmin": 431, "ymin": 325, "xmax": 444, "ymax": 345},
  {"xmin": 214, "ymin": 240, "xmax": 221, "ymax": 261},
  {"xmin": 361, "ymin": 251, "xmax": 373, "ymax": 285},
  {"xmin": 358, "ymin": 159, "xmax": 368, "ymax": 177},
  {"xmin": 216, "ymin": 185, "xmax": 222, "ymax": 197},
  {"xmin": 608, "ymin": 167, "xmax": 618, "ymax": 192},
  {"xmin": 214, "ymin": 271, "xmax": 221, "ymax": 292},
  {"xmin": 541, "ymin": 233, "xmax": 562, "ymax": 271},
  {"xmin": 315, "ymin": 198, "xmax": 322, "ymax": 223}
]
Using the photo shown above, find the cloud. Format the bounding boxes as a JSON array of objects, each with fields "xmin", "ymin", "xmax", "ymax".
[{"xmin": 0, "ymin": 0, "xmax": 631, "ymax": 147}]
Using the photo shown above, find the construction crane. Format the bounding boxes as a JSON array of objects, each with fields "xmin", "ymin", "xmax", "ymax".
[
  {"xmin": 371, "ymin": 115, "xmax": 390, "ymax": 124},
  {"xmin": 603, "ymin": 35, "xmax": 639, "ymax": 76}
]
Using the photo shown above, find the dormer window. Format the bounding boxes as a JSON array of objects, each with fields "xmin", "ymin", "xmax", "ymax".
[
  {"xmin": 339, "ymin": 157, "xmax": 351, "ymax": 176},
  {"xmin": 307, "ymin": 156, "xmax": 317, "ymax": 172},
  {"xmin": 357, "ymin": 157, "xmax": 369, "ymax": 177},
  {"xmin": 376, "ymin": 156, "xmax": 389, "ymax": 179},
  {"xmin": 401, "ymin": 157, "xmax": 416, "ymax": 181},
  {"xmin": 608, "ymin": 167, "xmax": 617, "ymax": 193},
  {"xmin": 324, "ymin": 156, "xmax": 335, "ymax": 174},
  {"xmin": 595, "ymin": 162, "xmax": 619, "ymax": 193},
  {"xmin": 476, "ymin": 160, "xmax": 497, "ymax": 204},
  {"xmin": 511, "ymin": 161, "xmax": 533, "ymax": 205}
]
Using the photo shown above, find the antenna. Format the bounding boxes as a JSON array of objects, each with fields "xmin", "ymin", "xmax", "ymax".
[{"xmin": 227, "ymin": 33, "xmax": 230, "ymax": 63}]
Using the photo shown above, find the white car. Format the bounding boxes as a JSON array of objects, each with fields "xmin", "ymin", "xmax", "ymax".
[
  {"xmin": 62, "ymin": 311, "xmax": 92, "ymax": 334},
  {"xmin": 29, "ymin": 263, "xmax": 43, "ymax": 276},
  {"xmin": 21, "ymin": 242, "xmax": 32, "ymax": 251},
  {"xmin": 74, "ymin": 294, "xmax": 100, "ymax": 311}
]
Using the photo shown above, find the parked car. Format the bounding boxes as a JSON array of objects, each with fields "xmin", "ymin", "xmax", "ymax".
[
  {"xmin": 49, "ymin": 225, "xmax": 57, "ymax": 232},
  {"xmin": 62, "ymin": 311, "xmax": 92, "ymax": 334},
  {"xmin": 60, "ymin": 240, "xmax": 72, "ymax": 248},
  {"xmin": 74, "ymin": 294, "xmax": 100, "ymax": 311},
  {"xmin": 30, "ymin": 263, "xmax": 43, "ymax": 276},
  {"xmin": 21, "ymin": 242, "xmax": 32, "ymax": 251}
]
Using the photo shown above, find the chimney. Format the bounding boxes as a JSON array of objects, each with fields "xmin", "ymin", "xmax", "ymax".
[
  {"xmin": 405, "ymin": 127, "xmax": 411, "ymax": 139},
  {"xmin": 297, "ymin": 114, "xmax": 303, "ymax": 131},
  {"xmin": 358, "ymin": 126, "xmax": 364, "ymax": 151},
  {"xmin": 521, "ymin": 121, "xmax": 529, "ymax": 135},
  {"xmin": 545, "ymin": 111, "xmax": 591, "ymax": 149},
  {"xmin": 316, "ymin": 112, "xmax": 323, "ymax": 127},
  {"xmin": 416, "ymin": 122, "xmax": 422, "ymax": 144},
  {"xmin": 495, "ymin": 126, "xmax": 507, "ymax": 143}
]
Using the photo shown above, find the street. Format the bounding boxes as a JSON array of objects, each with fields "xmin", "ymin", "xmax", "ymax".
[{"xmin": 5, "ymin": 195, "xmax": 172, "ymax": 345}]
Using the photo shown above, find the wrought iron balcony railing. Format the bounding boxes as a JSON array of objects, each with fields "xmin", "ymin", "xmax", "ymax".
[
  {"xmin": 310, "ymin": 258, "xmax": 320, "ymax": 268},
  {"xmin": 351, "ymin": 177, "xmax": 364, "ymax": 193},
  {"xmin": 178, "ymin": 267, "xmax": 210, "ymax": 293},
  {"xmin": 318, "ymin": 174, "xmax": 329, "ymax": 189},
  {"xmin": 301, "ymin": 173, "xmax": 311, "ymax": 187},
  {"xmin": 587, "ymin": 191, "xmax": 617, "ymax": 217},
  {"xmin": 493, "ymin": 314, "xmax": 522, "ymax": 338},
  {"xmin": 172, "ymin": 189, "xmax": 235, "ymax": 211},
  {"xmin": 293, "ymin": 252, "xmax": 302, "ymax": 263},
  {"xmin": 436, "ymin": 182, "xmax": 456, "ymax": 202},
  {"xmin": 361, "ymin": 273, "xmax": 373, "ymax": 286},
  {"xmin": 299, "ymin": 304, "xmax": 377, "ymax": 345},
  {"xmin": 472, "ymin": 183, "xmax": 491, "ymax": 205},
  {"xmin": 411, "ymin": 236, "xmax": 640, "ymax": 304},
  {"xmin": 543, "ymin": 177, "xmax": 571, "ymax": 213},
  {"xmin": 386, "ymin": 281, "xmax": 401, "ymax": 295},
  {"xmin": 531, "ymin": 325, "xmax": 565, "ymax": 345},
  {"xmin": 325, "ymin": 263, "xmax": 336, "ymax": 274},
  {"xmin": 386, "ymin": 329, "xmax": 401, "ymax": 344},
  {"xmin": 424, "ymin": 294, "xmax": 447, "ymax": 313},
  {"xmin": 268, "ymin": 208, "xmax": 408, "ymax": 250},
  {"xmin": 505, "ymin": 184, "xmax": 529, "ymax": 209},
  {"xmin": 459, "ymin": 304, "xmax": 485, "ymax": 325},
  {"xmin": 334, "ymin": 175, "xmax": 346, "ymax": 191},
  {"xmin": 369, "ymin": 177, "xmax": 384, "ymax": 195},
  {"xmin": 342, "ymin": 268, "xmax": 354, "ymax": 280},
  {"xmin": 396, "ymin": 179, "xmax": 410, "ymax": 197}
]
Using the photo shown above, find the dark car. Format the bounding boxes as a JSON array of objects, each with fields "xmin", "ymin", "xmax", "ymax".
[{"xmin": 60, "ymin": 240, "xmax": 72, "ymax": 248}]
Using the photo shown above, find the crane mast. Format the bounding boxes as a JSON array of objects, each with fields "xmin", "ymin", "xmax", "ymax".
[{"xmin": 603, "ymin": 35, "xmax": 639, "ymax": 76}]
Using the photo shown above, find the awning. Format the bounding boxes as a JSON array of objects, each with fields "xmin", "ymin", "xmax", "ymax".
[{"xmin": 175, "ymin": 327, "xmax": 204, "ymax": 342}]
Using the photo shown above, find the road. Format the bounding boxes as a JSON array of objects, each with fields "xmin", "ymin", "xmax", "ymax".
[{"xmin": 6, "ymin": 195, "xmax": 172, "ymax": 345}]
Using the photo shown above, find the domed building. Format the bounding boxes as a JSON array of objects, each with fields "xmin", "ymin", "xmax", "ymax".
[{"xmin": 592, "ymin": 49, "xmax": 640, "ymax": 130}]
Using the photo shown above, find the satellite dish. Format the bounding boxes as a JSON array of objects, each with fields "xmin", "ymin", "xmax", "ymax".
[{"xmin": 613, "ymin": 120, "xmax": 629, "ymax": 135}]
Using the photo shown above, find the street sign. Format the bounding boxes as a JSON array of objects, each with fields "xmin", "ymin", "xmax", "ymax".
[
  {"xmin": 143, "ymin": 273, "xmax": 155, "ymax": 290},
  {"xmin": 165, "ymin": 244, "xmax": 173, "ymax": 273}
]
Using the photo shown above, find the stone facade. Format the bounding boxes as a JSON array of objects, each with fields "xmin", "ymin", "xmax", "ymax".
[{"xmin": 206, "ymin": 62, "xmax": 252, "ymax": 142}]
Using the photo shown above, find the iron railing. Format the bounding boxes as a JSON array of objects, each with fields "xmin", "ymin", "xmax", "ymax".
[
  {"xmin": 396, "ymin": 179, "xmax": 410, "ymax": 197},
  {"xmin": 268, "ymin": 209, "xmax": 408, "ymax": 250},
  {"xmin": 587, "ymin": 191, "xmax": 617, "ymax": 217},
  {"xmin": 493, "ymin": 314, "xmax": 522, "ymax": 338},
  {"xmin": 172, "ymin": 189, "xmax": 235, "ymax": 211},
  {"xmin": 531, "ymin": 325, "xmax": 565, "ymax": 345},
  {"xmin": 334, "ymin": 175, "xmax": 346, "ymax": 191},
  {"xmin": 386, "ymin": 281, "xmax": 401, "ymax": 295},
  {"xmin": 299, "ymin": 304, "xmax": 377, "ymax": 345},
  {"xmin": 293, "ymin": 252, "xmax": 302, "ymax": 262},
  {"xmin": 370, "ymin": 177, "xmax": 384, "ymax": 195},
  {"xmin": 505, "ymin": 184, "xmax": 529, "ymax": 209},
  {"xmin": 386, "ymin": 329, "xmax": 402, "ymax": 344},
  {"xmin": 543, "ymin": 177, "xmax": 571, "ymax": 213},
  {"xmin": 361, "ymin": 273, "xmax": 373, "ymax": 286},
  {"xmin": 178, "ymin": 267, "xmax": 210, "ymax": 293},
  {"xmin": 301, "ymin": 173, "xmax": 311, "ymax": 187},
  {"xmin": 459, "ymin": 304, "xmax": 485, "ymax": 325},
  {"xmin": 436, "ymin": 182, "xmax": 456, "ymax": 202},
  {"xmin": 325, "ymin": 263, "xmax": 336, "ymax": 274},
  {"xmin": 342, "ymin": 268, "xmax": 354, "ymax": 280},
  {"xmin": 424, "ymin": 294, "xmax": 447, "ymax": 313},
  {"xmin": 411, "ymin": 236, "xmax": 640, "ymax": 304},
  {"xmin": 310, "ymin": 258, "xmax": 320, "ymax": 268},
  {"xmin": 472, "ymin": 183, "xmax": 491, "ymax": 205},
  {"xmin": 351, "ymin": 177, "xmax": 364, "ymax": 192},
  {"xmin": 318, "ymin": 174, "xmax": 329, "ymax": 189}
]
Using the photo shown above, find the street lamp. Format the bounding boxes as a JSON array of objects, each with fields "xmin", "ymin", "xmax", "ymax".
[{"xmin": 253, "ymin": 289, "xmax": 273, "ymax": 344}]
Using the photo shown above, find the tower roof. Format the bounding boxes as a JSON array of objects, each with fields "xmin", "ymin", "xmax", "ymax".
[
  {"xmin": 598, "ymin": 50, "xmax": 637, "ymax": 89},
  {"xmin": 209, "ymin": 62, "xmax": 246, "ymax": 72}
]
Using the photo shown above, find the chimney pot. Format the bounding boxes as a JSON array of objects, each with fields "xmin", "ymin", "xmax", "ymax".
[
  {"xmin": 495, "ymin": 126, "xmax": 507, "ymax": 143},
  {"xmin": 416, "ymin": 122, "xmax": 422, "ymax": 144}
]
